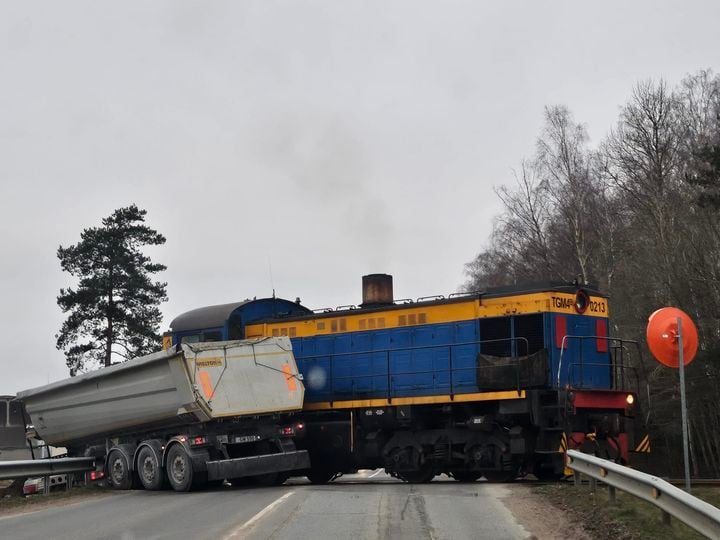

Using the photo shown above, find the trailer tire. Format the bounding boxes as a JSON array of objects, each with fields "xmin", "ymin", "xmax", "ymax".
[
  {"xmin": 137, "ymin": 446, "xmax": 165, "ymax": 491},
  {"xmin": 307, "ymin": 468, "xmax": 335, "ymax": 485},
  {"xmin": 107, "ymin": 450, "xmax": 133, "ymax": 490},
  {"xmin": 166, "ymin": 444, "xmax": 194, "ymax": 492}
]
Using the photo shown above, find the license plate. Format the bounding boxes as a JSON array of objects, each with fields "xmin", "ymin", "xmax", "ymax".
[{"xmin": 234, "ymin": 434, "xmax": 261, "ymax": 444}]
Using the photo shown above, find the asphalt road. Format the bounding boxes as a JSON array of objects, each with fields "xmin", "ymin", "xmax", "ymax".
[{"xmin": 1, "ymin": 471, "xmax": 532, "ymax": 540}]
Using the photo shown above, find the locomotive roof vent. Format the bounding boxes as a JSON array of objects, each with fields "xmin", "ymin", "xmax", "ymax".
[{"xmin": 361, "ymin": 274, "xmax": 394, "ymax": 308}]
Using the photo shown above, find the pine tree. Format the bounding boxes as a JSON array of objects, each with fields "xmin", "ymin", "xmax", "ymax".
[{"xmin": 56, "ymin": 205, "xmax": 168, "ymax": 374}]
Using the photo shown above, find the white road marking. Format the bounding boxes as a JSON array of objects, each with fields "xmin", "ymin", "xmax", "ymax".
[
  {"xmin": 222, "ymin": 491, "xmax": 295, "ymax": 539},
  {"xmin": 369, "ymin": 469, "xmax": 385, "ymax": 479}
]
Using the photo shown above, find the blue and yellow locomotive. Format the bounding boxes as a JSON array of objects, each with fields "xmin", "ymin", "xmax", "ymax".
[{"xmin": 166, "ymin": 274, "xmax": 648, "ymax": 482}]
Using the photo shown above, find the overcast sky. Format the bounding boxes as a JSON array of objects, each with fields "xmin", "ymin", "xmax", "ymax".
[{"xmin": 1, "ymin": 1, "xmax": 719, "ymax": 393}]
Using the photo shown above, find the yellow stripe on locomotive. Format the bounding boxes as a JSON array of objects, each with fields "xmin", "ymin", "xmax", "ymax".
[{"xmin": 245, "ymin": 290, "xmax": 609, "ymax": 339}]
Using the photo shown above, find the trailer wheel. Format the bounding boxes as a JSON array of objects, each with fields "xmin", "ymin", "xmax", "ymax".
[
  {"xmin": 137, "ymin": 446, "xmax": 164, "ymax": 491},
  {"xmin": 107, "ymin": 450, "xmax": 133, "ymax": 490},
  {"xmin": 166, "ymin": 444, "xmax": 194, "ymax": 492},
  {"xmin": 307, "ymin": 469, "xmax": 335, "ymax": 484}
]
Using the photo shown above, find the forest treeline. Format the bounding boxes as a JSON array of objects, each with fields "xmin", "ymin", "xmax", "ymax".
[{"xmin": 465, "ymin": 70, "xmax": 720, "ymax": 477}]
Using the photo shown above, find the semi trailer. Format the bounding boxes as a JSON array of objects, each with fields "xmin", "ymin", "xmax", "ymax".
[{"xmin": 17, "ymin": 337, "xmax": 310, "ymax": 492}]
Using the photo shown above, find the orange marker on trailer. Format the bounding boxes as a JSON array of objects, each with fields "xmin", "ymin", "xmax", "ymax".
[
  {"xmin": 282, "ymin": 363, "xmax": 298, "ymax": 392},
  {"xmin": 197, "ymin": 370, "xmax": 215, "ymax": 400}
]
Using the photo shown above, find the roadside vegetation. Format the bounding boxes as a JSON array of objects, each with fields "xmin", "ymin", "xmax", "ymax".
[
  {"xmin": 466, "ymin": 70, "xmax": 720, "ymax": 478},
  {"xmin": 535, "ymin": 482, "xmax": 720, "ymax": 540},
  {"xmin": 0, "ymin": 482, "xmax": 110, "ymax": 516}
]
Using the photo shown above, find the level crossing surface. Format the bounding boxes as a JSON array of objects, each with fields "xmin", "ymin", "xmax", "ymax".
[{"xmin": 1, "ymin": 471, "xmax": 533, "ymax": 540}]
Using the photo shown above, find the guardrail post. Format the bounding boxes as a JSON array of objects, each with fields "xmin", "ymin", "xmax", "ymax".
[
  {"xmin": 574, "ymin": 472, "xmax": 581, "ymax": 487},
  {"xmin": 589, "ymin": 477, "xmax": 597, "ymax": 493},
  {"xmin": 43, "ymin": 475, "xmax": 50, "ymax": 495},
  {"xmin": 608, "ymin": 485, "xmax": 616, "ymax": 505},
  {"xmin": 662, "ymin": 510, "xmax": 671, "ymax": 526}
]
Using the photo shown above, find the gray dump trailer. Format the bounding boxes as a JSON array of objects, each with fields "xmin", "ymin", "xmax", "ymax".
[{"xmin": 17, "ymin": 338, "xmax": 310, "ymax": 491}]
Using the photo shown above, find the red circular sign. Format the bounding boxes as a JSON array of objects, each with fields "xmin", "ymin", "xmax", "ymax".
[{"xmin": 646, "ymin": 307, "xmax": 698, "ymax": 368}]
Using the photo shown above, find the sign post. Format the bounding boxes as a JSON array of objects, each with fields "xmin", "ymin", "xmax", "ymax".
[
  {"xmin": 677, "ymin": 317, "xmax": 691, "ymax": 492},
  {"xmin": 646, "ymin": 307, "xmax": 698, "ymax": 493}
]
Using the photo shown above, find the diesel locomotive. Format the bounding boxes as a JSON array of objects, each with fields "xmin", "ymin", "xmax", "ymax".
[{"xmin": 165, "ymin": 274, "xmax": 650, "ymax": 483}]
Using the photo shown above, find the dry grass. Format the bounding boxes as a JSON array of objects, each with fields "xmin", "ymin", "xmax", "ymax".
[
  {"xmin": 534, "ymin": 482, "xmax": 720, "ymax": 540},
  {"xmin": 0, "ymin": 483, "xmax": 110, "ymax": 516}
]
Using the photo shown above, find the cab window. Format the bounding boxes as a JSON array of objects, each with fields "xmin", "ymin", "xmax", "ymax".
[
  {"xmin": 8, "ymin": 400, "xmax": 23, "ymax": 426},
  {"xmin": 202, "ymin": 331, "xmax": 222, "ymax": 342}
]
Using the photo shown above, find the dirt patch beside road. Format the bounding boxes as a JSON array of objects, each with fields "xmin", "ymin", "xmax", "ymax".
[
  {"xmin": 499, "ymin": 483, "xmax": 591, "ymax": 540},
  {"xmin": 0, "ymin": 484, "xmax": 114, "ymax": 518}
]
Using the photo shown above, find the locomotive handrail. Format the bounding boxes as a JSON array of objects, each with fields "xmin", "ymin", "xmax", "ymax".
[
  {"xmin": 567, "ymin": 450, "xmax": 720, "ymax": 538},
  {"xmin": 299, "ymin": 337, "xmax": 530, "ymax": 360},
  {"xmin": 556, "ymin": 335, "xmax": 642, "ymax": 388},
  {"xmin": 300, "ymin": 337, "xmax": 534, "ymax": 403},
  {"xmin": 567, "ymin": 362, "xmax": 640, "ymax": 392},
  {"xmin": 448, "ymin": 291, "xmax": 483, "ymax": 298},
  {"xmin": 416, "ymin": 295, "xmax": 445, "ymax": 302},
  {"xmin": 320, "ymin": 363, "xmax": 521, "ymax": 399}
]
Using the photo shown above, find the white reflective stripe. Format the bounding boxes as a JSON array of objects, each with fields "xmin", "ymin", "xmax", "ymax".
[{"xmin": 223, "ymin": 491, "xmax": 295, "ymax": 539}]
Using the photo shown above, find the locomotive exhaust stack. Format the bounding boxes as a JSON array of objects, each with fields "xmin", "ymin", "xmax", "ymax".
[{"xmin": 360, "ymin": 273, "xmax": 394, "ymax": 307}]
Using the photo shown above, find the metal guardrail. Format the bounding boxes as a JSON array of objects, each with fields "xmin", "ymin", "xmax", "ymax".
[
  {"xmin": 567, "ymin": 449, "xmax": 720, "ymax": 539},
  {"xmin": 0, "ymin": 457, "xmax": 95, "ymax": 481}
]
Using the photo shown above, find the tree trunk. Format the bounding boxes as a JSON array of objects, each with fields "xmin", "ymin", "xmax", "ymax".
[{"xmin": 105, "ymin": 267, "xmax": 113, "ymax": 367}]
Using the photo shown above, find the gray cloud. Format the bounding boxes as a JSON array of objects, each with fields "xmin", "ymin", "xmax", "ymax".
[{"xmin": 1, "ymin": 1, "xmax": 719, "ymax": 392}]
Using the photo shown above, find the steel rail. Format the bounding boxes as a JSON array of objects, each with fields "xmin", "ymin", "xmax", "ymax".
[
  {"xmin": 567, "ymin": 449, "xmax": 720, "ymax": 539},
  {"xmin": 0, "ymin": 457, "xmax": 95, "ymax": 481}
]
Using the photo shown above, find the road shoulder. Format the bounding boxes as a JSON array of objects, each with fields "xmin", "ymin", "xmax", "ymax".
[
  {"xmin": 499, "ymin": 483, "xmax": 591, "ymax": 540},
  {"xmin": 0, "ymin": 485, "xmax": 116, "ymax": 518}
]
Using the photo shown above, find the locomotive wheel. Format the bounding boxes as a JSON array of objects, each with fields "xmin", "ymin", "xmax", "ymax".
[
  {"xmin": 107, "ymin": 450, "xmax": 133, "ymax": 490},
  {"xmin": 166, "ymin": 444, "xmax": 194, "ymax": 492},
  {"xmin": 399, "ymin": 464, "xmax": 435, "ymax": 484},
  {"xmin": 137, "ymin": 446, "xmax": 164, "ymax": 491},
  {"xmin": 483, "ymin": 470, "xmax": 517, "ymax": 483},
  {"xmin": 450, "ymin": 471, "xmax": 482, "ymax": 483}
]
